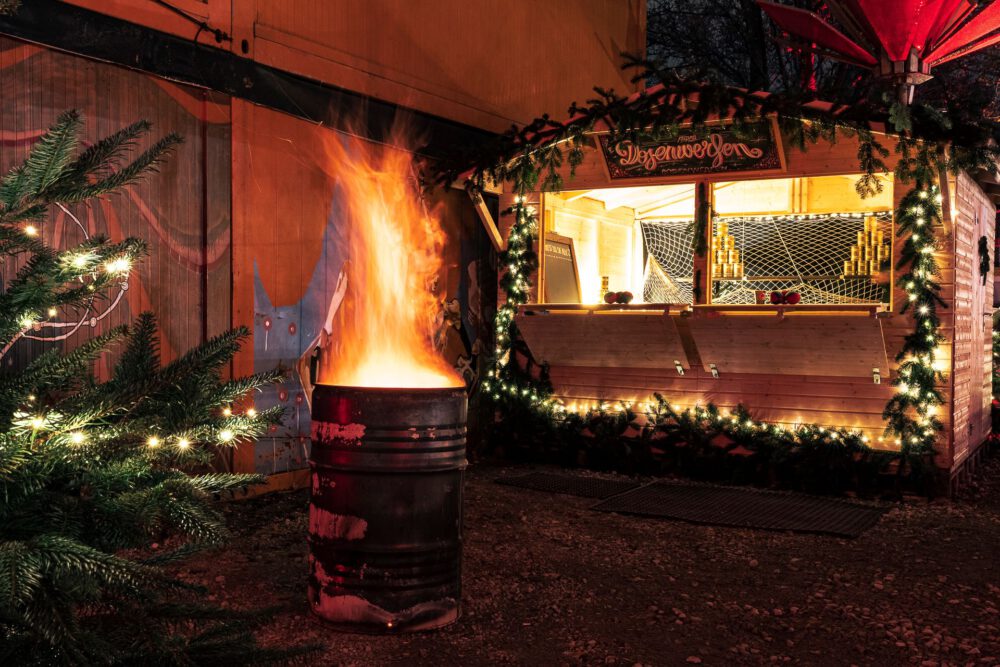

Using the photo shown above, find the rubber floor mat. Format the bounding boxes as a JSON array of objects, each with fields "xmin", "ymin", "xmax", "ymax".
[{"xmin": 590, "ymin": 481, "xmax": 886, "ymax": 538}]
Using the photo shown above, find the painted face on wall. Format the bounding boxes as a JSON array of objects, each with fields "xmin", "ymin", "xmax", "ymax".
[{"xmin": 252, "ymin": 182, "xmax": 350, "ymax": 475}]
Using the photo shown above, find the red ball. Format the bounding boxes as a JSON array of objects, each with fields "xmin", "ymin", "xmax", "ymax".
[
  {"xmin": 617, "ymin": 291, "xmax": 634, "ymax": 304},
  {"xmin": 604, "ymin": 291, "xmax": 617, "ymax": 304},
  {"xmin": 785, "ymin": 291, "xmax": 801, "ymax": 305},
  {"xmin": 770, "ymin": 291, "xmax": 784, "ymax": 305}
]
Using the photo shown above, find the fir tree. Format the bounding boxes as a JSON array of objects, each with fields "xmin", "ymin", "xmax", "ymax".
[{"xmin": 0, "ymin": 111, "xmax": 290, "ymax": 664}]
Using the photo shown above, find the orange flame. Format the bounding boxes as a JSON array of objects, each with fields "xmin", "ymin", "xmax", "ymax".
[{"xmin": 316, "ymin": 130, "xmax": 461, "ymax": 389}]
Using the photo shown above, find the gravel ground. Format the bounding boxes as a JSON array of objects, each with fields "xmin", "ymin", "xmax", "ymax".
[{"xmin": 176, "ymin": 455, "xmax": 1000, "ymax": 666}]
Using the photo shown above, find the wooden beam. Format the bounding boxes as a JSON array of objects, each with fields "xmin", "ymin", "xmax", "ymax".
[{"xmin": 470, "ymin": 191, "xmax": 504, "ymax": 252}]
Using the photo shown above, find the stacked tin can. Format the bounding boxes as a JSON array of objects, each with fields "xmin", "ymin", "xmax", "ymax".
[
  {"xmin": 844, "ymin": 216, "xmax": 889, "ymax": 277},
  {"xmin": 711, "ymin": 221, "xmax": 744, "ymax": 279}
]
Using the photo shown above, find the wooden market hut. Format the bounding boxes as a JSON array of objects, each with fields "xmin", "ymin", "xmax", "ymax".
[{"xmin": 486, "ymin": 102, "xmax": 998, "ymax": 493}]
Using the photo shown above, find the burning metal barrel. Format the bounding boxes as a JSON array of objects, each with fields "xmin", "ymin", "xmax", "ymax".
[{"xmin": 308, "ymin": 384, "xmax": 467, "ymax": 633}]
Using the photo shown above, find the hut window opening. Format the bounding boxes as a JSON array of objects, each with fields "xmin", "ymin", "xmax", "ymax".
[
  {"xmin": 540, "ymin": 184, "xmax": 696, "ymax": 304},
  {"xmin": 710, "ymin": 175, "xmax": 894, "ymax": 306}
]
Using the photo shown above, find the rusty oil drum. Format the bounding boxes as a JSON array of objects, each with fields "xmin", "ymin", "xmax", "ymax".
[{"xmin": 308, "ymin": 384, "xmax": 466, "ymax": 633}]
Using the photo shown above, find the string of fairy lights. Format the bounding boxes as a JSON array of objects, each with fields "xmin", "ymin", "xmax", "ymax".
[
  {"xmin": 481, "ymin": 182, "xmax": 947, "ymax": 457},
  {"xmin": 481, "ymin": 195, "xmax": 553, "ymax": 407},
  {"xmin": 12, "ymin": 222, "xmax": 257, "ymax": 452},
  {"xmin": 883, "ymin": 183, "xmax": 946, "ymax": 453}
]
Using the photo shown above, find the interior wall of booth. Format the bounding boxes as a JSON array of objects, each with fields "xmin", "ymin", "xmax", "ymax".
[
  {"xmin": 231, "ymin": 101, "xmax": 496, "ymax": 479},
  {"xmin": 0, "ymin": 35, "xmax": 232, "ymax": 372}
]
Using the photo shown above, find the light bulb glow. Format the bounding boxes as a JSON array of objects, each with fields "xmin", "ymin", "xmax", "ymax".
[{"xmin": 104, "ymin": 257, "xmax": 131, "ymax": 274}]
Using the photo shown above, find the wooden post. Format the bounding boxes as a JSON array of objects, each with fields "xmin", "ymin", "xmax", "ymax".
[
  {"xmin": 537, "ymin": 192, "xmax": 548, "ymax": 304},
  {"xmin": 693, "ymin": 181, "xmax": 712, "ymax": 304}
]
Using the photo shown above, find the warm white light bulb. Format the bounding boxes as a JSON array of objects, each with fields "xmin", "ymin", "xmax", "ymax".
[
  {"xmin": 104, "ymin": 257, "xmax": 131, "ymax": 274},
  {"xmin": 147, "ymin": 436, "xmax": 160, "ymax": 447},
  {"xmin": 246, "ymin": 408, "xmax": 257, "ymax": 418},
  {"xmin": 177, "ymin": 438, "xmax": 190, "ymax": 449},
  {"xmin": 24, "ymin": 224, "xmax": 39, "ymax": 237},
  {"xmin": 70, "ymin": 432, "xmax": 85, "ymax": 444},
  {"xmin": 219, "ymin": 429, "xmax": 234, "ymax": 442}
]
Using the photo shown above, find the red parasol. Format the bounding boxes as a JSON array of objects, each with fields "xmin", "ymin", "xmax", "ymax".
[{"xmin": 758, "ymin": 0, "xmax": 1000, "ymax": 102}]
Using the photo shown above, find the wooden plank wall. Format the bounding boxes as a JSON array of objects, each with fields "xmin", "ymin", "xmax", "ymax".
[
  {"xmin": 63, "ymin": 0, "xmax": 646, "ymax": 133},
  {"xmin": 949, "ymin": 171, "xmax": 995, "ymax": 472},
  {"xmin": 0, "ymin": 36, "xmax": 231, "ymax": 370}
]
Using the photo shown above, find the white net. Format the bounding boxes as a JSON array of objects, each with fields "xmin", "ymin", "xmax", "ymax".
[
  {"xmin": 639, "ymin": 213, "xmax": 894, "ymax": 305},
  {"xmin": 640, "ymin": 219, "xmax": 695, "ymax": 303},
  {"xmin": 710, "ymin": 212, "xmax": 893, "ymax": 305}
]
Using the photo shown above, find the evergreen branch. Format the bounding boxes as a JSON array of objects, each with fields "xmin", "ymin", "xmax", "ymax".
[
  {"xmin": 187, "ymin": 473, "xmax": 265, "ymax": 494},
  {"xmin": 51, "ymin": 133, "xmax": 183, "ymax": 203},
  {"xmin": 25, "ymin": 111, "xmax": 82, "ymax": 195},
  {"xmin": 64, "ymin": 119, "xmax": 152, "ymax": 182}
]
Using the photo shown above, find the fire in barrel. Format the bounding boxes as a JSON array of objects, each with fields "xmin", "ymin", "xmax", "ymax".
[{"xmin": 308, "ymin": 129, "xmax": 466, "ymax": 632}]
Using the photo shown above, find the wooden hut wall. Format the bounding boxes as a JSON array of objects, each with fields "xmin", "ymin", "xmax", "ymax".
[
  {"xmin": 0, "ymin": 36, "xmax": 232, "ymax": 371},
  {"xmin": 63, "ymin": 0, "xmax": 646, "ymax": 132},
  {"xmin": 948, "ymin": 171, "xmax": 995, "ymax": 472}
]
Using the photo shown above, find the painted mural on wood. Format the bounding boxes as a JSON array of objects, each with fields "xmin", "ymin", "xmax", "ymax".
[{"xmin": 0, "ymin": 36, "xmax": 232, "ymax": 372}]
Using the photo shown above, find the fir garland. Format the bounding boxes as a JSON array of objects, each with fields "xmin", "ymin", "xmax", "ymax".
[
  {"xmin": 482, "ymin": 194, "xmax": 560, "ymax": 411},
  {"xmin": 882, "ymin": 183, "xmax": 946, "ymax": 458}
]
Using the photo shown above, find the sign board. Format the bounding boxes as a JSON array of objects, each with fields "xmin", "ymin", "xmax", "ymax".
[
  {"xmin": 542, "ymin": 233, "xmax": 581, "ymax": 303},
  {"xmin": 598, "ymin": 120, "xmax": 784, "ymax": 180}
]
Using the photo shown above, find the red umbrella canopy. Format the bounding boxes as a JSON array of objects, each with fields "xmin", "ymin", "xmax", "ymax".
[{"xmin": 758, "ymin": 0, "xmax": 1000, "ymax": 99}]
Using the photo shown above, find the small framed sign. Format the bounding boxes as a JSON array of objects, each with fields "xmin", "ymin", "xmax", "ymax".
[
  {"xmin": 542, "ymin": 233, "xmax": 582, "ymax": 303},
  {"xmin": 599, "ymin": 119, "xmax": 785, "ymax": 180}
]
